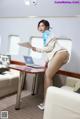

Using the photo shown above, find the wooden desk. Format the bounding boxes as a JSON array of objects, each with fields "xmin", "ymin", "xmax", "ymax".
[{"xmin": 9, "ymin": 64, "xmax": 45, "ymax": 110}]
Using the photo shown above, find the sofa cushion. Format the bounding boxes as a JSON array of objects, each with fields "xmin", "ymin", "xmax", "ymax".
[
  {"xmin": 73, "ymin": 80, "xmax": 80, "ymax": 92},
  {"xmin": 65, "ymin": 77, "xmax": 79, "ymax": 87},
  {"xmin": 0, "ymin": 75, "xmax": 11, "ymax": 88},
  {"xmin": 3, "ymin": 71, "xmax": 19, "ymax": 79},
  {"xmin": 0, "ymin": 54, "xmax": 11, "ymax": 66},
  {"xmin": 0, "ymin": 70, "xmax": 19, "ymax": 88},
  {"xmin": 0, "ymin": 54, "xmax": 11, "ymax": 73}
]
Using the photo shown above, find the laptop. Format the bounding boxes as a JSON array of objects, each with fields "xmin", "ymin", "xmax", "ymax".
[{"xmin": 24, "ymin": 56, "xmax": 44, "ymax": 68}]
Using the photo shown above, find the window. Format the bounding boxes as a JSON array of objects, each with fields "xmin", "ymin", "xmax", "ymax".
[{"xmin": 8, "ymin": 35, "xmax": 21, "ymax": 55}]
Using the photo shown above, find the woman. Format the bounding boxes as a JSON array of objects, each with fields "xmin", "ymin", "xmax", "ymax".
[{"xmin": 19, "ymin": 20, "xmax": 70, "ymax": 110}]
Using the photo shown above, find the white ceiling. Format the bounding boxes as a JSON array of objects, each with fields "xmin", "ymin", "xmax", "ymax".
[{"xmin": 0, "ymin": 0, "xmax": 80, "ymax": 17}]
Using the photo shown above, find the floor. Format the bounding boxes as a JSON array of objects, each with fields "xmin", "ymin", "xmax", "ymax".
[
  {"xmin": 0, "ymin": 90, "xmax": 43, "ymax": 119},
  {"xmin": 0, "ymin": 90, "xmax": 31, "ymax": 111}
]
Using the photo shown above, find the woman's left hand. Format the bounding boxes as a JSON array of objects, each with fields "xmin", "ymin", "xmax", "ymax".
[{"xmin": 18, "ymin": 42, "xmax": 32, "ymax": 49}]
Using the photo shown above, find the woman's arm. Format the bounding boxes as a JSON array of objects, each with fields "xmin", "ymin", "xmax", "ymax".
[
  {"xmin": 32, "ymin": 37, "xmax": 57, "ymax": 53},
  {"xmin": 18, "ymin": 37, "xmax": 57, "ymax": 53},
  {"xmin": 18, "ymin": 42, "xmax": 32, "ymax": 49}
]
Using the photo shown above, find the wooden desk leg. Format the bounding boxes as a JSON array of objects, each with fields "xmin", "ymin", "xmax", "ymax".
[
  {"xmin": 34, "ymin": 73, "xmax": 40, "ymax": 94},
  {"xmin": 32, "ymin": 74, "xmax": 36, "ymax": 95},
  {"xmin": 15, "ymin": 71, "xmax": 26, "ymax": 110},
  {"xmin": 32, "ymin": 73, "xmax": 39, "ymax": 95}
]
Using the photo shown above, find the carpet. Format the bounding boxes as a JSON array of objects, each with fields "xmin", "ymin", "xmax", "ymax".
[{"xmin": 2, "ymin": 95, "xmax": 43, "ymax": 119}]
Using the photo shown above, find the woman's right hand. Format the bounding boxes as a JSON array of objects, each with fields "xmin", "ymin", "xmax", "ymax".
[
  {"xmin": 32, "ymin": 47, "xmax": 36, "ymax": 52},
  {"xmin": 45, "ymin": 61, "xmax": 48, "ymax": 68}
]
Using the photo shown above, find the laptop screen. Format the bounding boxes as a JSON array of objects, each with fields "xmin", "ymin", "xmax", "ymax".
[{"xmin": 24, "ymin": 56, "xmax": 34, "ymax": 64}]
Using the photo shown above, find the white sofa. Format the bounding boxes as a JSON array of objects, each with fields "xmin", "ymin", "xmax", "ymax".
[
  {"xmin": 43, "ymin": 86, "xmax": 80, "ymax": 119},
  {"xmin": 60, "ymin": 76, "xmax": 80, "ymax": 93},
  {"xmin": 0, "ymin": 69, "xmax": 19, "ymax": 98}
]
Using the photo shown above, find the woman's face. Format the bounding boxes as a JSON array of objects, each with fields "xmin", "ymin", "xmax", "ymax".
[{"xmin": 38, "ymin": 23, "xmax": 47, "ymax": 33}]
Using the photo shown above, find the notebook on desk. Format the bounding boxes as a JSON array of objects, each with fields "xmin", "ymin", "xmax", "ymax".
[{"xmin": 24, "ymin": 56, "xmax": 44, "ymax": 68}]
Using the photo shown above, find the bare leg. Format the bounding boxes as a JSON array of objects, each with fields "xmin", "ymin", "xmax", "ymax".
[
  {"xmin": 38, "ymin": 51, "xmax": 69, "ymax": 110},
  {"xmin": 44, "ymin": 51, "xmax": 69, "ymax": 99}
]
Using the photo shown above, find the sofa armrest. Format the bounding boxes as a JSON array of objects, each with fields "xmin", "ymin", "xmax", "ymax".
[{"xmin": 43, "ymin": 86, "xmax": 80, "ymax": 119}]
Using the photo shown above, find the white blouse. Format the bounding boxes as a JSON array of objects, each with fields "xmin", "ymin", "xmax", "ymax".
[{"xmin": 36, "ymin": 37, "xmax": 72, "ymax": 63}]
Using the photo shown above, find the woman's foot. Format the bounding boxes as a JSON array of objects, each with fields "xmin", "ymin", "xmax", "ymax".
[{"xmin": 38, "ymin": 103, "xmax": 44, "ymax": 110}]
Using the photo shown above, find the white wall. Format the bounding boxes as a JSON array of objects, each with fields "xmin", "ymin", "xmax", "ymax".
[{"xmin": 0, "ymin": 17, "xmax": 80, "ymax": 73}]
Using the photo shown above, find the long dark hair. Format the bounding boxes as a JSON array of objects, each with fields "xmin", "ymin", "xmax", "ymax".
[{"xmin": 38, "ymin": 19, "xmax": 50, "ymax": 30}]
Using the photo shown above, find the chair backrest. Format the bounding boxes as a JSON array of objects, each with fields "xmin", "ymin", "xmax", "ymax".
[{"xmin": 43, "ymin": 86, "xmax": 80, "ymax": 119}]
